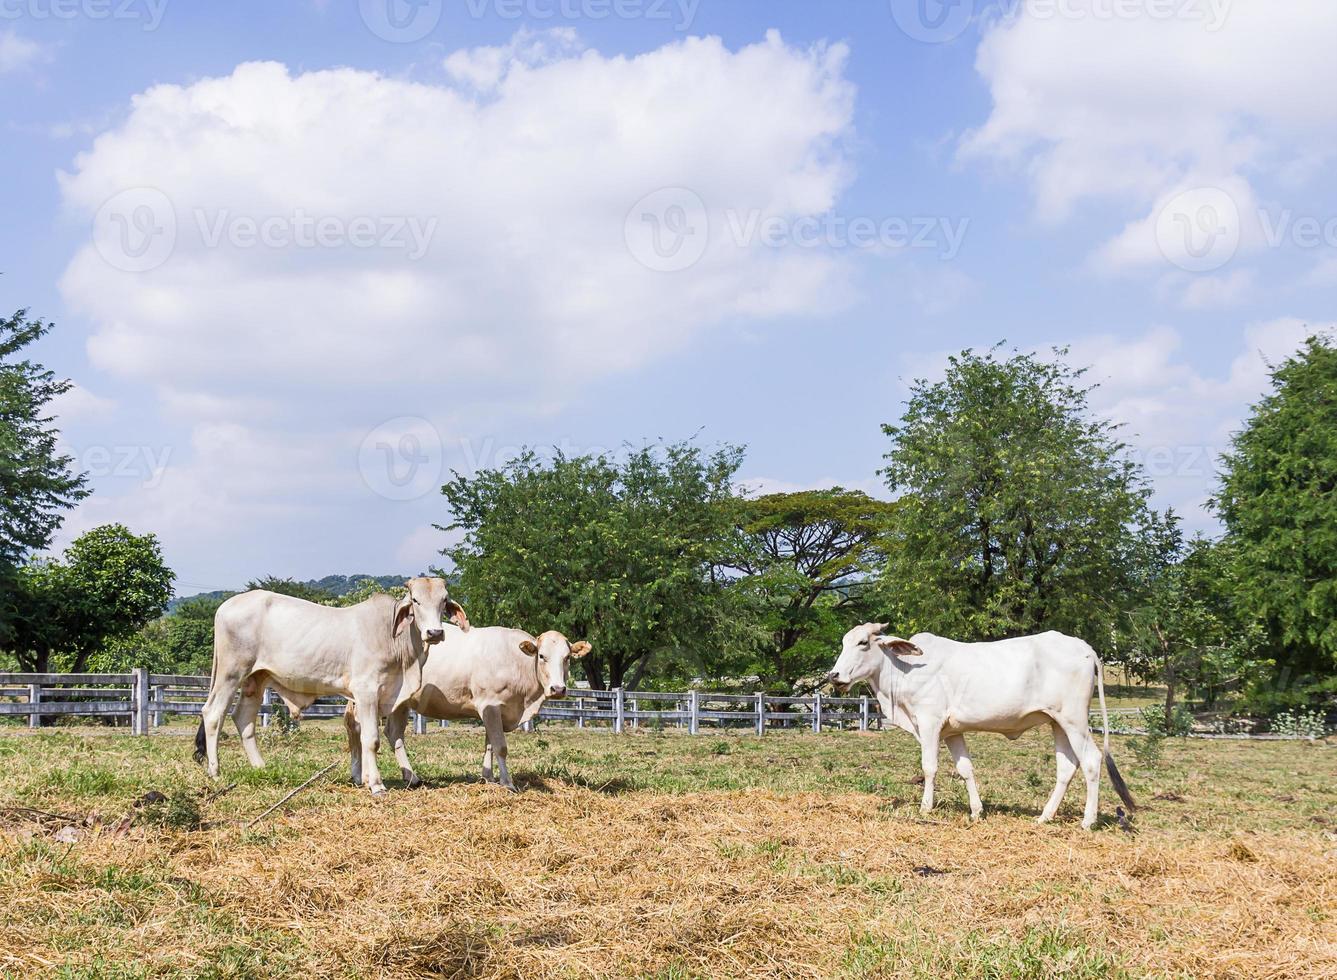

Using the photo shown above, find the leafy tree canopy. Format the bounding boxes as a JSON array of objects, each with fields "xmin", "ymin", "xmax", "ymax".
[
  {"xmin": 4, "ymin": 524, "xmax": 174, "ymax": 673},
  {"xmin": 1214, "ymin": 333, "xmax": 1337, "ymax": 702},
  {"xmin": 440, "ymin": 442, "xmax": 747, "ymax": 689},
  {"xmin": 722, "ymin": 488, "xmax": 894, "ymax": 688},
  {"xmin": 880, "ymin": 345, "xmax": 1162, "ymax": 645}
]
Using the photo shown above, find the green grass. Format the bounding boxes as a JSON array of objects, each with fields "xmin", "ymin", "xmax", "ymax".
[{"xmin": 1, "ymin": 721, "xmax": 1332, "ymax": 834}]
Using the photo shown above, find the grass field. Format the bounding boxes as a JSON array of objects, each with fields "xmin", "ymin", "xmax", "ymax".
[{"xmin": 0, "ymin": 722, "xmax": 1333, "ymax": 979}]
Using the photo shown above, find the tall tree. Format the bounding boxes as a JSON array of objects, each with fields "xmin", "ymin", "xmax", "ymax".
[
  {"xmin": 724, "ymin": 488, "xmax": 893, "ymax": 687},
  {"xmin": 0, "ymin": 311, "xmax": 89, "ymax": 646},
  {"xmin": 1214, "ymin": 334, "xmax": 1337, "ymax": 705},
  {"xmin": 0, "ymin": 311, "xmax": 89, "ymax": 565},
  {"xmin": 440, "ymin": 443, "xmax": 745, "ymax": 689},
  {"xmin": 245, "ymin": 575, "xmax": 335, "ymax": 604},
  {"xmin": 881, "ymin": 345, "xmax": 1160, "ymax": 644},
  {"xmin": 5, "ymin": 524, "xmax": 174, "ymax": 672}
]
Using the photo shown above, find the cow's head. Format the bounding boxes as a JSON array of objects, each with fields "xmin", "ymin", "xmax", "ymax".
[
  {"xmin": 518, "ymin": 630, "xmax": 591, "ymax": 699},
  {"xmin": 394, "ymin": 577, "xmax": 469, "ymax": 646},
  {"xmin": 824, "ymin": 623, "xmax": 923, "ymax": 693}
]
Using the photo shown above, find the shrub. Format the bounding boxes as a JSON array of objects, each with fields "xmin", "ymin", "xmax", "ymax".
[
  {"xmin": 1140, "ymin": 704, "xmax": 1194, "ymax": 738},
  {"xmin": 1271, "ymin": 709, "xmax": 1328, "ymax": 740}
]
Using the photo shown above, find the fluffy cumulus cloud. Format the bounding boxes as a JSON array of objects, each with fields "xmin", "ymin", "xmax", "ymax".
[
  {"xmin": 962, "ymin": 0, "xmax": 1337, "ymax": 291},
  {"xmin": 60, "ymin": 30, "xmax": 853, "ymax": 395},
  {"xmin": 55, "ymin": 30, "xmax": 857, "ymax": 582}
]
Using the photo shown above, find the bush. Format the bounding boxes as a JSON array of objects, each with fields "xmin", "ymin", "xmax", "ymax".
[
  {"xmin": 1140, "ymin": 704, "xmax": 1194, "ymax": 738},
  {"xmin": 1271, "ymin": 709, "xmax": 1328, "ymax": 740},
  {"xmin": 1127, "ymin": 734, "xmax": 1164, "ymax": 769}
]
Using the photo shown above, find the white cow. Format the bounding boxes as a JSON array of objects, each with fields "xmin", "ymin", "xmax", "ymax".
[
  {"xmin": 195, "ymin": 577, "xmax": 468, "ymax": 795},
  {"xmin": 825, "ymin": 624, "xmax": 1135, "ymax": 829},
  {"xmin": 346, "ymin": 625, "xmax": 590, "ymax": 791}
]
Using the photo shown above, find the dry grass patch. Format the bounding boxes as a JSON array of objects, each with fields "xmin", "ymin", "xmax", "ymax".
[{"xmin": 0, "ymin": 728, "xmax": 1333, "ymax": 978}]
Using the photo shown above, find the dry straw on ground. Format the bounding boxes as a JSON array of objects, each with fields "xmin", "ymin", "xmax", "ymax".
[{"xmin": 2, "ymin": 779, "xmax": 1334, "ymax": 979}]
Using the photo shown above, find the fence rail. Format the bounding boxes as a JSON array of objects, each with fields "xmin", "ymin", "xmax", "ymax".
[{"xmin": 0, "ymin": 670, "xmax": 1174, "ymax": 738}]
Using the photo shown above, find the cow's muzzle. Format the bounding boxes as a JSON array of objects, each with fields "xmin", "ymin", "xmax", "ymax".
[
  {"xmin": 825, "ymin": 671, "xmax": 849, "ymax": 695},
  {"xmin": 424, "ymin": 629, "xmax": 445, "ymax": 644},
  {"xmin": 548, "ymin": 685, "xmax": 568, "ymax": 698}
]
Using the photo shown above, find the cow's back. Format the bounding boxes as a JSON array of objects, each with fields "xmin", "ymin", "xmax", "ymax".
[
  {"xmin": 415, "ymin": 626, "xmax": 540, "ymax": 721},
  {"xmin": 898, "ymin": 631, "xmax": 1097, "ymax": 734},
  {"xmin": 213, "ymin": 590, "xmax": 393, "ymax": 695}
]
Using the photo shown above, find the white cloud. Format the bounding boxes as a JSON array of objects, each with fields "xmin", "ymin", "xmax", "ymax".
[
  {"xmin": 964, "ymin": 1, "xmax": 1337, "ymax": 221},
  {"xmin": 54, "ymin": 31, "xmax": 857, "ymax": 582},
  {"xmin": 60, "ymin": 32, "xmax": 854, "ymax": 401},
  {"xmin": 0, "ymin": 29, "xmax": 48, "ymax": 74},
  {"xmin": 1174, "ymin": 268, "xmax": 1255, "ymax": 310}
]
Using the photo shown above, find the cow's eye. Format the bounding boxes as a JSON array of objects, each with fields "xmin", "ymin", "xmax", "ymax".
[
  {"xmin": 539, "ymin": 655, "xmax": 547, "ymax": 662},
  {"xmin": 859, "ymin": 639, "xmax": 869, "ymax": 648}
]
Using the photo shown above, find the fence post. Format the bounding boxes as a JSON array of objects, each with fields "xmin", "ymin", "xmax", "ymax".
[
  {"xmin": 812, "ymin": 692, "xmax": 822, "ymax": 733},
  {"xmin": 414, "ymin": 711, "xmax": 427, "ymax": 735},
  {"xmin": 131, "ymin": 667, "xmax": 150, "ymax": 736},
  {"xmin": 755, "ymin": 691, "xmax": 765, "ymax": 737},
  {"xmin": 577, "ymin": 697, "xmax": 586, "ymax": 730},
  {"xmin": 859, "ymin": 695, "xmax": 869, "ymax": 732},
  {"xmin": 613, "ymin": 688, "xmax": 625, "ymax": 734},
  {"xmin": 261, "ymin": 687, "xmax": 273, "ymax": 728},
  {"xmin": 151, "ymin": 685, "xmax": 163, "ymax": 728},
  {"xmin": 27, "ymin": 683, "xmax": 40, "ymax": 730},
  {"xmin": 688, "ymin": 689, "xmax": 699, "ymax": 735}
]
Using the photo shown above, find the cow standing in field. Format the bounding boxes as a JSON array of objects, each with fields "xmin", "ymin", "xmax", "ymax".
[
  {"xmin": 194, "ymin": 577, "xmax": 468, "ymax": 795},
  {"xmin": 825, "ymin": 624, "xmax": 1135, "ymax": 829},
  {"xmin": 346, "ymin": 626, "xmax": 590, "ymax": 791}
]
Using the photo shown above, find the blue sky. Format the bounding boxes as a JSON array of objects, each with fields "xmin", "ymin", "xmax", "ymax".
[{"xmin": 2, "ymin": 0, "xmax": 1334, "ymax": 594}]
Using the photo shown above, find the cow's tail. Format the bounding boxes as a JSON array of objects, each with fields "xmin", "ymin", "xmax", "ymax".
[
  {"xmin": 193, "ymin": 627, "xmax": 223, "ymax": 765},
  {"xmin": 1095, "ymin": 657, "xmax": 1136, "ymax": 812}
]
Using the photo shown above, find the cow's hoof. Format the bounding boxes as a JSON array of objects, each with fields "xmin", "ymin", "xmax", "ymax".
[
  {"xmin": 500, "ymin": 783, "xmax": 518, "ymax": 794},
  {"xmin": 403, "ymin": 772, "xmax": 423, "ymax": 789},
  {"xmin": 1081, "ymin": 821, "xmax": 1096, "ymax": 831},
  {"xmin": 370, "ymin": 786, "xmax": 388, "ymax": 798}
]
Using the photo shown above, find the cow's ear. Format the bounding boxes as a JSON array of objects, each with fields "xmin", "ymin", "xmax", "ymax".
[
  {"xmin": 570, "ymin": 641, "xmax": 591, "ymax": 659},
  {"xmin": 877, "ymin": 636, "xmax": 923, "ymax": 657},
  {"xmin": 447, "ymin": 600, "xmax": 470, "ymax": 631},
  {"xmin": 393, "ymin": 596, "xmax": 414, "ymax": 638},
  {"xmin": 518, "ymin": 639, "xmax": 539, "ymax": 656}
]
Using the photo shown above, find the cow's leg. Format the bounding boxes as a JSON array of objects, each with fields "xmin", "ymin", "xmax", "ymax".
[
  {"xmin": 481, "ymin": 706, "xmax": 515, "ymax": 791},
  {"xmin": 199, "ymin": 671, "xmax": 245, "ymax": 778},
  {"xmin": 352, "ymin": 695, "xmax": 388, "ymax": 796},
  {"xmin": 385, "ymin": 706, "xmax": 421, "ymax": 788},
  {"xmin": 945, "ymin": 734, "xmax": 982, "ymax": 820},
  {"xmin": 1038, "ymin": 722, "xmax": 1078, "ymax": 823},
  {"xmin": 918, "ymin": 725, "xmax": 941, "ymax": 814},
  {"xmin": 1068, "ymin": 723, "xmax": 1104, "ymax": 830},
  {"xmin": 481, "ymin": 733, "xmax": 495, "ymax": 783},
  {"xmin": 344, "ymin": 702, "xmax": 363, "ymax": 787},
  {"xmin": 232, "ymin": 677, "xmax": 266, "ymax": 769}
]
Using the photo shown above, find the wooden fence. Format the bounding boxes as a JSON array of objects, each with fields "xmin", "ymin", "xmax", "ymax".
[{"xmin": 0, "ymin": 670, "xmax": 1157, "ymax": 736}]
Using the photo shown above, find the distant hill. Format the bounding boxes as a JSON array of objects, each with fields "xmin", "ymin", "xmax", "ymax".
[{"xmin": 167, "ymin": 574, "xmax": 410, "ymax": 611}]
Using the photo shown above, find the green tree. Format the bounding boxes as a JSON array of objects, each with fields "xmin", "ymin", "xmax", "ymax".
[
  {"xmin": 724, "ymin": 489, "xmax": 893, "ymax": 687},
  {"xmin": 1214, "ymin": 334, "xmax": 1337, "ymax": 705},
  {"xmin": 1118, "ymin": 533, "xmax": 1262, "ymax": 714},
  {"xmin": 440, "ymin": 443, "xmax": 746, "ymax": 689},
  {"xmin": 4, "ymin": 524, "xmax": 175, "ymax": 672},
  {"xmin": 0, "ymin": 311, "xmax": 89, "ymax": 646},
  {"xmin": 880, "ymin": 345, "xmax": 1161, "ymax": 644},
  {"xmin": 93, "ymin": 594, "xmax": 228, "ymax": 675}
]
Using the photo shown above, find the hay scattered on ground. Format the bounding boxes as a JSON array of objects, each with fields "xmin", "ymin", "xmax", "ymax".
[{"xmin": 2, "ymin": 779, "xmax": 1334, "ymax": 978}]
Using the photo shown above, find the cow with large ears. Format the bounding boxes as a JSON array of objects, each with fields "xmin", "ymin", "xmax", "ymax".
[
  {"xmin": 825, "ymin": 623, "xmax": 1134, "ymax": 829},
  {"xmin": 350, "ymin": 627, "xmax": 592, "ymax": 791},
  {"xmin": 196, "ymin": 576, "xmax": 468, "ymax": 796}
]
